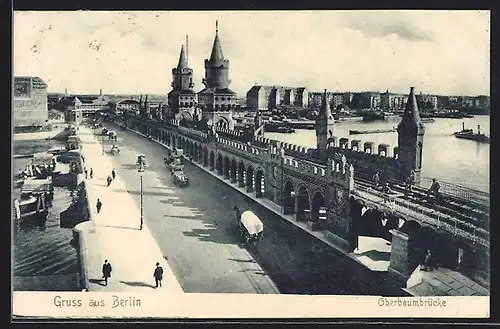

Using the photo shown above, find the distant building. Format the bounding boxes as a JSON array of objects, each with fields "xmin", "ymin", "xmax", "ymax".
[
  {"xmin": 65, "ymin": 92, "xmax": 111, "ymax": 123},
  {"xmin": 417, "ymin": 93, "xmax": 438, "ymax": 110},
  {"xmin": 351, "ymin": 92, "xmax": 381, "ymax": 109},
  {"xmin": 380, "ymin": 91, "xmax": 408, "ymax": 111},
  {"xmin": 246, "ymin": 85, "xmax": 309, "ymax": 111},
  {"xmin": 13, "ymin": 76, "xmax": 48, "ymax": 128},
  {"xmin": 116, "ymin": 99, "xmax": 140, "ymax": 115}
]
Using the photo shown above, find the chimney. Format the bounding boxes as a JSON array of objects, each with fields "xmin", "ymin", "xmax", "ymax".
[{"xmin": 99, "ymin": 89, "xmax": 102, "ymax": 96}]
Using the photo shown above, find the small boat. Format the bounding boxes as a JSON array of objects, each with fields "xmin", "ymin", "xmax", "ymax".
[
  {"xmin": 264, "ymin": 125, "xmax": 295, "ymax": 133},
  {"xmin": 349, "ymin": 128, "xmax": 397, "ymax": 135},
  {"xmin": 454, "ymin": 123, "xmax": 489, "ymax": 143},
  {"xmin": 421, "ymin": 118, "xmax": 435, "ymax": 123}
]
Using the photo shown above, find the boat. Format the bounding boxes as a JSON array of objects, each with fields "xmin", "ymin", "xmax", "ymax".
[
  {"xmin": 454, "ymin": 123, "xmax": 489, "ymax": 143},
  {"xmin": 421, "ymin": 118, "xmax": 435, "ymax": 123},
  {"xmin": 349, "ymin": 128, "xmax": 397, "ymax": 135},
  {"xmin": 361, "ymin": 111, "xmax": 385, "ymax": 122},
  {"xmin": 264, "ymin": 124, "xmax": 295, "ymax": 133}
]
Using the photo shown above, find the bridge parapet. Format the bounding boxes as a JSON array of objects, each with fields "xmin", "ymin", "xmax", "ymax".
[
  {"xmin": 178, "ymin": 126, "xmax": 208, "ymax": 139},
  {"xmin": 217, "ymin": 136, "xmax": 267, "ymax": 161},
  {"xmin": 353, "ymin": 183, "xmax": 489, "ymax": 248}
]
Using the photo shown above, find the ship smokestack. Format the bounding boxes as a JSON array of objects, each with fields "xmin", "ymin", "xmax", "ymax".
[
  {"xmin": 462, "ymin": 122, "xmax": 465, "ymax": 131},
  {"xmin": 478, "ymin": 125, "xmax": 481, "ymax": 135}
]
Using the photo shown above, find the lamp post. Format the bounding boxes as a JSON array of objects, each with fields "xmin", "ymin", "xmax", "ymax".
[
  {"xmin": 138, "ymin": 165, "xmax": 144, "ymax": 230},
  {"xmin": 101, "ymin": 134, "xmax": 104, "ymax": 155}
]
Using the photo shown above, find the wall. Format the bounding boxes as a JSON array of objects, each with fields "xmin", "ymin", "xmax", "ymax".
[{"xmin": 13, "ymin": 85, "xmax": 48, "ymax": 128}]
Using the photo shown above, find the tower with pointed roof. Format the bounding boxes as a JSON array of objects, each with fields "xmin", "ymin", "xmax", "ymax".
[
  {"xmin": 198, "ymin": 21, "xmax": 237, "ymax": 130},
  {"xmin": 397, "ymin": 87, "xmax": 425, "ymax": 184},
  {"xmin": 315, "ymin": 89, "xmax": 336, "ymax": 162},
  {"xmin": 168, "ymin": 40, "xmax": 197, "ymax": 121}
]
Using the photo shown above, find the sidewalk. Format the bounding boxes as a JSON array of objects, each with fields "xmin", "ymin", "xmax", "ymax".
[{"xmin": 76, "ymin": 126, "xmax": 184, "ymax": 293}]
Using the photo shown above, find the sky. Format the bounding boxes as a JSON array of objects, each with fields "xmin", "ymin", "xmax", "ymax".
[{"xmin": 13, "ymin": 11, "xmax": 490, "ymax": 97}]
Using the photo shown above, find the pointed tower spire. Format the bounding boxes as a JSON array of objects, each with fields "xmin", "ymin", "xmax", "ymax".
[
  {"xmin": 402, "ymin": 87, "xmax": 423, "ymax": 125},
  {"xmin": 177, "ymin": 45, "xmax": 188, "ymax": 69},
  {"xmin": 319, "ymin": 89, "xmax": 334, "ymax": 121},
  {"xmin": 185, "ymin": 35, "xmax": 189, "ymax": 66},
  {"xmin": 209, "ymin": 20, "xmax": 224, "ymax": 63}
]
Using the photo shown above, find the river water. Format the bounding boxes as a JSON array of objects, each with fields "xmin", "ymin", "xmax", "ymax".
[
  {"xmin": 266, "ymin": 116, "xmax": 490, "ymax": 193},
  {"xmin": 12, "ymin": 148, "xmax": 80, "ymax": 291}
]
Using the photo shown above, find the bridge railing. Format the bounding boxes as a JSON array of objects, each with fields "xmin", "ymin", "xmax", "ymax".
[
  {"xmin": 353, "ymin": 183, "xmax": 489, "ymax": 248},
  {"xmin": 420, "ymin": 177, "xmax": 489, "ymax": 207}
]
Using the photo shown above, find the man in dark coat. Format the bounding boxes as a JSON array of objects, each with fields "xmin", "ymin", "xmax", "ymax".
[
  {"xmin": 153, "ymin": 262, "xmax": 163, "ymax": 288},
  {"xmin": 102, "ymin": 260, "xmax": 112, "ymax": 286},
  {"xmin": 96, "ymin": 199, "xmax": 102, "ymax": 214},
  {"xmin": 111, "ymin": 168, "xmax": 116, "ymax": 180},
  {"xmin": 107, "ymin": 175, "xmax": 112, "ymax": 186},
  {"xmin": 90, "ymin": 168, "xmax": 93, "ymax": 178}
]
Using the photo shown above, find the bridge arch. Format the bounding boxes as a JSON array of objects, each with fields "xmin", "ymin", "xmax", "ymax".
[
  {"xmin": 246, "ymin": 164, "xmax": 254, "ymax": 192},
  {"xmin": 216, "ymin": 153, "xmax": 223, "ymax": 175},
  {"xmin": 197, "ymin": 144, "xmax": 203, "ymax": 163},
  {"xmin": 209, "ymin": 151, "xmax": 215, "ymax": 171},
  {"xmin": 311, "ymin": 191, "xmax": 327, "ymax": 225},
  {"xmin": 238, "ymin": 161, "xmax": 246, "ymax": 187},
  {"xmin": 230, "ymin": 158, "xmax": 238, "ymax": 183},
  {"xmin": 203, "ymin": 147, "xmax": 209, "ymax": 167},
  {"xmin": 400, "ymin": 220, "xmax": 424, "ymax": 268},
  {"xmin": 254, "ymin": 167, "xmax": 265, "ymax": 198},
  {"xmin": 215, "ymin": 116, "xmax": 230, "ymax": 129},
  {"xmin": 223, "ymin": 155, "xmax": 230, "ymax": 179},
  {"xmin": 296, "ymin": 184, "xmax": 310, "ymax": 221},
  {"xmin": 283, "ymin": 179, "xmax": 295, "ymax": 214}
]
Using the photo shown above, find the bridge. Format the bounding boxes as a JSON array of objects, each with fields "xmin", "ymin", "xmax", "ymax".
[{"xmin": 119, "ymin": 111, "xmax": 489, "ymax": 290}]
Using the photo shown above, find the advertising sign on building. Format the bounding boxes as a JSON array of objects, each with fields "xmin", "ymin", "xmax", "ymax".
[{"xmin": 14, "ymin": 77, "xmax": 32, "ymax": 98}]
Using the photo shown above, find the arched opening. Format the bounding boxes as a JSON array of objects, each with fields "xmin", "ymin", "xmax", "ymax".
[
  {"xmin": 400, "ymin": 220, "xmax": 424, "ymax": 269},
  {"xmin": 203, "ymin": 147, "xmax": 209, "ymax": 167},
  {"xmin": 238, "ymin": 162, "xmax": 246, "ymax": 187},
  {"xmin": 230, "ymin": 159, "xmax": 237, "ymax": 183},
  {"xmin": 283, "ymin": 180, "xmax": 295, "ymax": 214},
  {"xmin": 246, "ymin": 165, "xmax": 254, "ymax": 192},
  {"xmin": 176, "ymin": 136, "xmax": 181, "ymax": 150},
  {"xmin": 216, "ymin": 118, "xmax": 229, "ymax": 129},
  {"xmin": 255, "ymin": 169, "xmax": 265, "ymax": 198},
  {"xmin": 216, "ymin": 153, "xmax": 223, "ymax": 175},
  {"xmin": 223, "ymin": 156, "xmax": 230, "ymax": 179},
  {"xmin": 295, "ymin": 185, "xmax": 310, "ymax": 221},
  {"xmin": 209, "ymin": 151, "xmax": 215, "ymax": 171},
  {"xmin": 434, "ymin": 232, "xmax": 458, "ymax": 270},
  {"xmin": 198, "ymin": 144, "xmax": 203, "ymax": 163},
  {"xmin": 311, "ymin": 192, "xmax": 327, "ymax": 228}
]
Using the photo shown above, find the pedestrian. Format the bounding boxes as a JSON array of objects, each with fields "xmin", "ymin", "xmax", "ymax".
[
  {"xmin": 153, "ymin": 262, "xmax": 163, "ymax": 288},
  {"xmin": 90, "ymin": 168, "xmax": 93, "ymax": 178},
  {"xmin": 423, "ymin": 250, "xmax": 433, "ymax": 271},
  {"xmin": 102, "ymin": 260, "xmax": 112, "ymax": 286},
  {"xmin": 84, "ymin": 167, "xmax": 88, "ymax": 179},
  {"xmin": 428, "ymin": 178, "xmax": 441, "ymax": 203},
  {"xmin": 96, "ymin": 198, "xmax": 102, "ymax": 214},
  {"xmin": 372, "ymin": 171, "xmax": 380, "ymax": 189},
  {"xmin": 107, "ymin": 175, "xmax": 112, "ymax": 187},
  {"xmin": 112, "ymin": 168, "xmax": 116, "ymax": 180}
]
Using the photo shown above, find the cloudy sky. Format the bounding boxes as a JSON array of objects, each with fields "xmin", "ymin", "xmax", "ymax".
[{"xmin": 13, "ymin": 11, "xmax": 490, "ymax": 96}]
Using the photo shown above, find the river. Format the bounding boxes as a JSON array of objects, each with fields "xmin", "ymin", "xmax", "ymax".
[{"xmin": 266, "ymin": 116, "xmax": 490, "ymax": 193}]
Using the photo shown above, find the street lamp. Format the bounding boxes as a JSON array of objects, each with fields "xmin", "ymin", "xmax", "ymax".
[{"xmin": 138, "ymin": 165, "xmax": 145, "ymax": 230}]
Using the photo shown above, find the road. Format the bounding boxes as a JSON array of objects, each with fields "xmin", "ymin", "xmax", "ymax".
[{"xmin": 101, "ymin": 123, "xmax": 370, "ymax": 294}]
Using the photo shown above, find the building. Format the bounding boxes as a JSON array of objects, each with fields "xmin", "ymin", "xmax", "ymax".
[
  {"xmin": 65, "ymin": 90, "xmax": 111, "ymax": 123},
  {"xmin": 116, "ymin": 99, "xmax": 140, "ymax": 115},
  {"xmin": 197, "ymin": 21, "xmax": 238, "ymax": 129},
  {"xmin": 13, "ymin": 76, "xmax": 48, "ymax": 129},
  {"xmin": 417, "ymin": 93, "xmax": 438, "ymax": 110},
  {"xmin": 168, "ymin": 38, "xmax": 198, "ymax": 121},
  {"xmin": 247, "ymin": 85, "xmax": 309, "ymax": 111},
  {"xmin": 380, "ymin": 91, "xmax": 408, "ymax": 111}
]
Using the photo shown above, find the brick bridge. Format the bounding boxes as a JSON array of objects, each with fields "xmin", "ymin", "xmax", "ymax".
[{"xmin": 122, "ymin": 112, "xmax": 489, "ymax": 285}]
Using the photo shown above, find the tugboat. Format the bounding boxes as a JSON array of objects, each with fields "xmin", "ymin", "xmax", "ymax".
[
  {"xmin": 454, "ymin": 123, "xmax": 490, "ymax": 143},
  {"xmin": 264, "ymin": 124, "xmax": 295, "ymax": 133}
]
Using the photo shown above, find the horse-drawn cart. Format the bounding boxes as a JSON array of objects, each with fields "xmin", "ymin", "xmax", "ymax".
[
  {"xmin": 233, "ymin": 206, "xmax": 264, "ymax": 244},
  {"xmin": 137, "ymin": 154, "xmax": 147, "ymax": 170}
]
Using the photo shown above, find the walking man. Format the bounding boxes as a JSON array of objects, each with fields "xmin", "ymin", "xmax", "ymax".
[
  {"xmin": 84, "ymin": 167, "xmax": 88, "ymax": 179},
  {"xmin": 153, "ymin": 262, "xmax": 163, "ymax": 288},
  {"xmin": 111, "ymin": 168, "xmax": 116, "ymax": 180},
  {"xmin": 96, "ymin": 198, "xmax": 102, "ymax": 214},
  {"xmin": 90, "ymin": 168, "xmax": 93, "ymax": 179},
  {"xmin": 107, "ymin": 175, "xmax": 112, "ymax": 187},
  {"xmin": 102, "ymin": 260, "xmax": 112, "ymax": 286}
]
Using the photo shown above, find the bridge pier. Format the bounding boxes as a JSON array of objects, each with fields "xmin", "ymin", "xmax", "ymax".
[{"xmin": 387, "ymin": 229, "xmax": 413, "ymax": 288}]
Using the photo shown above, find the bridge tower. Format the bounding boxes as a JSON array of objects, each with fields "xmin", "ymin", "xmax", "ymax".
[
  {"xmin": 315, "ymin": 89, "xmax": 336, "ymax": 162},
  {"xmin": 198, "ymin": 21, "xmax": 237, "ymax": 130},
  {"xmin": 168, "ymin": 38, "xmax": 197, "ymax": 122},
  {"xmin": 397, "ymin": 87, "xmax": 425, "ymax": 184}
]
